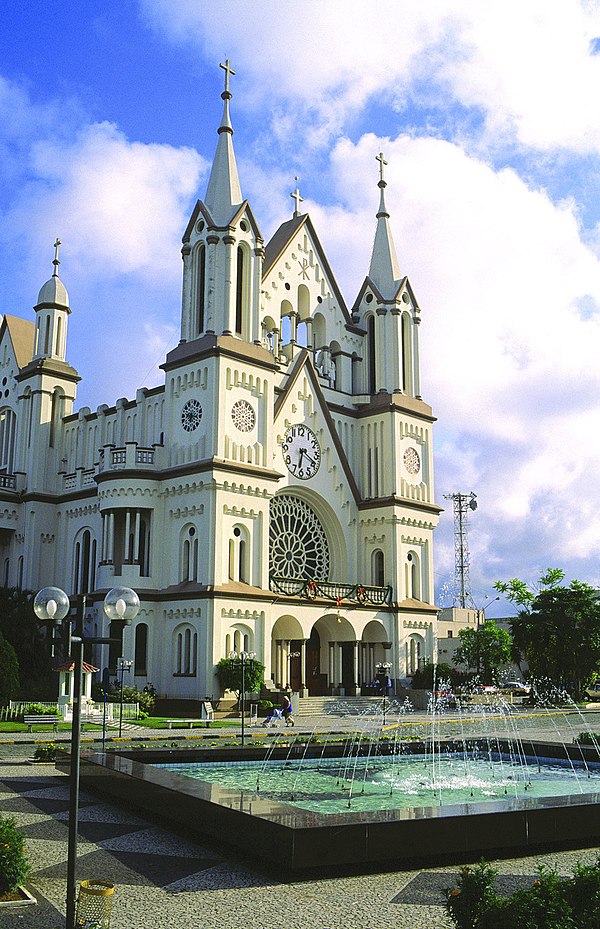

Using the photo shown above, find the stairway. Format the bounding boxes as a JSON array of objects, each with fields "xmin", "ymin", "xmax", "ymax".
[{"xmin": 295, "ymin": 696, "xmax": 384, "ymax": 718}]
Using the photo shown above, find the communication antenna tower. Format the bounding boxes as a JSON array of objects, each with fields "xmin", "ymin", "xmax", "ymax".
[{"xmin": 443, "ymin": 492, "xmax": 477, "ymax": 608}]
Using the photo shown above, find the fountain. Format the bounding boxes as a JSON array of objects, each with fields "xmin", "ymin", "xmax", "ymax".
[{"xmin": 74, "ymin": 686, "xmax": 600, "ymax": 871}]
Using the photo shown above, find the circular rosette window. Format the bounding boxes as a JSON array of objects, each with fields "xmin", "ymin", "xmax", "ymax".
[
  {"xmin": 231, "ymin": 399, "xmax": 256, "ymax": 432},
  {"xmin": 269, "ymin": 494, "xmax": 330, "ymax": 580},
  {"xmin": 181, "ymin": 399, "xmax": 203, "ymax": 432}
]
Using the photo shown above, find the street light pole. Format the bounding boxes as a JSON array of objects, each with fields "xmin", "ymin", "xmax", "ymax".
[
  {"xmin": 375, "ymin": 661, "xmax": 392, "ymax": 727},
  {"xmin": 117, "ymin": 657, "xmax": 133, "ymax": 737},
  {"xmin": 230, "ymin": 650, "xmax": 255, "ymax": 746},
  {"xmin": 34, "ymin": 585, "xmax": 140, "ymax": 929}
]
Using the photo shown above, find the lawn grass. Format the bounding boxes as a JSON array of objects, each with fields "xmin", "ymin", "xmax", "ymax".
[
  {"xmin": 0, "ymin": 721, "xmax": 104, "ymax": 733},
  {"xmin": 135, "ymin": 716, "xmax": 242, "ymax": 729}
]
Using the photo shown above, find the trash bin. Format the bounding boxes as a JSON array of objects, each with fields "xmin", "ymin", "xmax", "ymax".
[{"xmin": 75, "ymin": 880, "xmax": 115, "ymax": 928}]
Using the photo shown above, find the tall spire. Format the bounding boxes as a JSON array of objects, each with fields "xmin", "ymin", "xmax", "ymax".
[
  {"xmin": 204, "ymin": 59, "xmax": 243, "ymax": 225},
  {"xmin": 368, "ymin": 152, "xmax": 401, "ymax": 297}
]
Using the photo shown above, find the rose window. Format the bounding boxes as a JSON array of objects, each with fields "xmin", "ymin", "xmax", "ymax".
[
  {"xmin": 231, "ymin": 399, "xmax": 256, "ymax": 432},
  {"xmin": 403, "ymin": 446, "xmax": 421, "ymax": 475},
  {"xmin": 181, "ymin": 399, "xmax": 203, "ymax": 432},
  {"xmin": 269, "ymin": 494, "xmax": 330, "ymax": 580}
]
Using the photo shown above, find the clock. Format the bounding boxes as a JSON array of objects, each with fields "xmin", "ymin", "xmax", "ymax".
[
  {"xmin": 181, "ymin": 399, "xmax": 203, "ymax": 432},
  {"xmin": 282, "ymin": 424, "xmax": 321, "ymax": 480}
]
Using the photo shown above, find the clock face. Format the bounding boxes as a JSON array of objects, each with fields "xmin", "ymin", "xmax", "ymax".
[
  {"xmin": 282, "ymin": 425, "xmax": 321, "ymax": 480},
  {"xmin": 181, "ymin": 399, "xmax": 203, "ymax": 432},
  {"xmin": 403, "ymin": 446, "xmax": 421, "ymax": 475}
]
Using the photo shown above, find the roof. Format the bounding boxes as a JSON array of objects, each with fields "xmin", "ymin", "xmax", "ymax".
[
  {"xmin": 53, "ymin": 661, "xmax": 99, "ymax": 673},
  {"xmin": 1, "ymin": 315, "xmax": 35, "ymax": 370}
]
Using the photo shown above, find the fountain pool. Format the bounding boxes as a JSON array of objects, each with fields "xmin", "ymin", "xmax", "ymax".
[
  {"xmin": 156, "ymin": 753, "xmax": 600, "ymax": 814},
  {"xmin": 74, "ymin": 738, "xmax": 600, "ymax": 871}
]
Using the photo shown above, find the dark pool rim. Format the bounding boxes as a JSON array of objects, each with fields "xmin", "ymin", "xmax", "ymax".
[{"xmin": 68, "ymin": 740, "xmax": 600, "ymax": 871}]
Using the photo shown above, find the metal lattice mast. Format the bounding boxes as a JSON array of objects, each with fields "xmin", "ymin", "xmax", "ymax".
[{"xmin": 443, "ymin": 492, "xmax": 477, "ymax": 608}]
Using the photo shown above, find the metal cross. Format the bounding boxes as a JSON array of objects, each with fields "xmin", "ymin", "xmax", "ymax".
[
  {"xmin": 53, "ymin": 238, "xmax": 61, "ymax": 274},
  {"xmin": 376, "ymin": 152, "xmax": 388, "ymax": 184},
  {"xmin": 220, "ymin": 59, "xmax": 236, "ymax": 93},
  {"xmin": 291, "ymin": 177, "xmax": 304, "ymax": 216}
]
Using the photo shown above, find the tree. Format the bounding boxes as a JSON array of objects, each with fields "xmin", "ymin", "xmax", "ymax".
[
  {"xmin": 216, "ymin": 657, "xmax": 266, "ymax": 704},
  {"xmin": 0, "ymin": 586, "xmax": 54, "ymax": 698},
  {"xmin": 454, "ymin": 619, "xmax": 511, "ymax": 684},
  {"xmin": 0, "ymin": 632, "xmax": 20, "ymax": 704},
  {"xmin": 495, "ymin": 569, "xmax": 600, "ymax": 695}
]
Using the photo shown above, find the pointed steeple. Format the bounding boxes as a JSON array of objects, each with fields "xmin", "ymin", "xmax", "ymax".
[
  {"xmin": 204, "ymin": 59, "xmax": 243, "ymax": 226},
  {"xmin": 368, "ymin": 152, "xmax": 401, "ymax": 298}
]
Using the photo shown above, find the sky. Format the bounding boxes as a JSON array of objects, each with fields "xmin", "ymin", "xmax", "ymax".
[{"xmin": 1, "ymin": 0, "xmax": 600, "ymax": 614}]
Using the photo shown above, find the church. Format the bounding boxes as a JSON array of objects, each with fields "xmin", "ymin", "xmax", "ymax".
[{"xmin": 0, "ymin": 63, "xmax": 441, "ymax": 702}]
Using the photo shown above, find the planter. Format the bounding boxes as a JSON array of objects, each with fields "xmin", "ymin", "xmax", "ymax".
[{"xmin": 0, "ymin": 886, "xmax": 37, "ymax": 907}]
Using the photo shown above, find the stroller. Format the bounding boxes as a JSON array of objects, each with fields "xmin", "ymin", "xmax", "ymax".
[{"xmin": 262, "ymin": 708, "xmax": 284, "ymax": 727}]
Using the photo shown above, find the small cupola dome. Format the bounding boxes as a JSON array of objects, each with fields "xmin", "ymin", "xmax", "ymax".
[{"xmin": 35, "ymin": 238, "xmax": 70, "ymax": 310}]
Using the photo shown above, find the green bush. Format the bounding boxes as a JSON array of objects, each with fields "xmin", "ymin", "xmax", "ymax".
[
  {"xmin": 445, "ymin": 857, "xmax": 600, "ymax": 929},
  {"xmin": 574, "ymin": 731, "xmax": 599, "ymax": 746},
  {"xmin": 0, "ymin": 815, "xmax": 31, "ymax": 894},
  {"xmin": 33, "ymin": 742, "xmax": 57, "ymax": 762},
  {"xmin": 24, "ymin": 703, "xmax": 58, "ymax": 716}
]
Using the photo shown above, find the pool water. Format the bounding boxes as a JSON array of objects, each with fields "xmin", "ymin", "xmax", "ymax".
[{"xmin": 156, "ymin": 753, "xmax": 600, "ymax": 814}]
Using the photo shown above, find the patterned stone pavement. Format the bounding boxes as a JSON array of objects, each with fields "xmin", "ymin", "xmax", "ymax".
[{"xmin": 1, "ymin": 740, "xmax": 600, "ymax": 929}]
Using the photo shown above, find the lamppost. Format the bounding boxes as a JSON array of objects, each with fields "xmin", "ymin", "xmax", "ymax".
[
  {"xmin": 376, "ymin": 661, "xmax": 392, "ymax": 726},
  {"xmin": 34, "ymin": 585, "xmax": 139, "ymax": 929},
  {"xmin": 117, "ymin": 657, "xmax": 133, "ymax": 737},
  {"xmin": 229, "ymin": 650, "xmax": 255, "ymax": 746},
  {"xmin": 477, "ymin": 595, "xmax": 500, "ymax": 628}
]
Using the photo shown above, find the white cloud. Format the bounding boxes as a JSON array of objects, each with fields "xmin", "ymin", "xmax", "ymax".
[
  {"xmin": 10, "ymin": 121, "xmax": 206, "ymax": 281},
  {"xmin": 140, "ymin": 0, "xmax": 600, "ymax": 155}
]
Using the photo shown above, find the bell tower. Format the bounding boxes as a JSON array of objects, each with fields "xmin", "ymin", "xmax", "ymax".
[
  {"xmin": 353, "ymin": 154, "xmax": 421, "ymax": 398},
  {"xmin": 180, "ymin": 60, "xmax": 264, "ymax": 346}
]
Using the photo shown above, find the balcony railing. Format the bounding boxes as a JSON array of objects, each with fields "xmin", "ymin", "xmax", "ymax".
[
  {"xmin": 269, "ymin": 575, "xmax": 393, "ymax": 605},
  {"xmin": 0, "ymin": 473, "xmax": 16, "ymax": 491}
]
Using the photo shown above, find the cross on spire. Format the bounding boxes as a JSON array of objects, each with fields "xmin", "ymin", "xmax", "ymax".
[
  {"xmin": 52, "ymin": 238, "xmax": 61, "ymax": 276},
  {"xmin": 290, "ymin": 177, "xmax": 304, "ymax": 216},
  {"xmin": 376, "ymin": 152, "xmax": 388, "ymax": 185},
  {"xmin": 220, "ymin": 58, "xmax": 236, "ymax": 94}
]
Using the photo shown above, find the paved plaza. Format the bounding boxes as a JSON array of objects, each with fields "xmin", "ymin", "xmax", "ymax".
[{"xmin": 1, "ymin": 708, "xmax": 600, "ymax": 929}]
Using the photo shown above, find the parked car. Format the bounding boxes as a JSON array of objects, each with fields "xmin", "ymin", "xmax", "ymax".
[{"xmin": 500, "ymin": 681, "xmax": 531, "ymax": 693}]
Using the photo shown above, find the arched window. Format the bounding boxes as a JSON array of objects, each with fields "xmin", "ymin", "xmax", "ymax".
[
  {"xmin": 180, "ymin": 525, "xmax": 199, "ymax": 582},
  {"xmin": 367, "ymin": 316, "xmax": 376, "ymax": 393},
  {"xmin": 228, "ymin": 525, "xmax": 249, "ymax": 584},
  {"xmin": 0, "ymin": 408, "xmax": 17, "ymax": 473},
  {"xmin": 55, "ymin": 316, "xmax": 62, "ymax": 357},
  {"xmin": 73, "ymin": 528, "xmax": 96, "ymax": 595},
  {"xmin": 195, "ymin": 244, "xmax": 206, "ymax": 334},
  {"xmin": 235, "ymin": 246, "xmax": 245, "ymax": 335},
  {"xmin": 134, "ymin": 623, "xmax": 148, "ymax": 676},
  {"xmin": 372, "ymin": 549, "xmax": 384, "ymax": 587},
  {"xmin": 175, "ymin": 624, "xmax": 197, "ymax": 675},
  {"xmin": 405, "ymin": 550, "xmax": 421, "ymax": 600},
  {"xmin": 402, "ymin": 312, "xmax": 412, "ymax": 394}
]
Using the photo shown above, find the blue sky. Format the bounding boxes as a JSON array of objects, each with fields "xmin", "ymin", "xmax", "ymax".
[{"xmin": 2, "ymin": 0, "xmax": 600, "ymax": 612}]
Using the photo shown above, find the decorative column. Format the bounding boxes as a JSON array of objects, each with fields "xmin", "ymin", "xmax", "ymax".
[
  {"xmin": 352, "ymin": 642, "xmax": 360, "ymax": 696},
  {"xmin": 124, "ymin": 510, "xmax": 131, "ymax": 563},
  {"xmin": 338, "ymin": 644, "xmax": 344, "ymax": 695},
  {"xmin": 300, "ymin": 639, "xmax": 308, "ymax": 697},
  {"xmin": 107, "ymin": 512, "xmax": 115, "ymax": 564},
  {"xmin": 289, "ymin": 310, "xmax": 298, "ymax": 344},
  {"xmin": 328, "ymin": 642, "xmax": 335, "ymax": 694},
  {"xmin": 133, "ymin": 510, "xmax": 141, "ymax": 563}
]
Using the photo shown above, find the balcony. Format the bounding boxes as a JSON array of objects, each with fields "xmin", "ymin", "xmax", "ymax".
[
  {"xmin": 269, "ymin": 576, "xmax": 393, "ymax": 606},
  {"xmin": 0, "ymin": 473, "xmax": 17, "ymax": 491}
]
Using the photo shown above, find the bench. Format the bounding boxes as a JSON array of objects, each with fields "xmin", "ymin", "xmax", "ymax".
[
  {"xmin": 165, "ymin": 718, "xmax": 208, "ymax": 729},
  {"xmin": 24, "ymin": 714, "xmax": 60, "ymax": 733}
]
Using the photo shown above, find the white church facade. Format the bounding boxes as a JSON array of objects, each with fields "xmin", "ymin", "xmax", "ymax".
[{"xmin": 0, "ymin": 64, "xmax": 441, "ymax": 701}]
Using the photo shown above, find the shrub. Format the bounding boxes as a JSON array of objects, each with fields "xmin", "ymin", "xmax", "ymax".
[
  {"xmin": 574, "ymin": 731, "xmax": 599, "ymax": 746},
  {"xmin": 24, "ymin": 703, "xmax": 58, "ymax": 716},
  {"xmin": 33, "ymin": 742, "xmax": 57, "ymax": 762},
  {"xmin": 0, "ymin": 815, "xmax": 31, "ymax": 894},
  {"xmin": 445, "ymin": 857, "xmax": 600, "ymax": 929}
]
